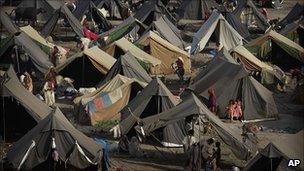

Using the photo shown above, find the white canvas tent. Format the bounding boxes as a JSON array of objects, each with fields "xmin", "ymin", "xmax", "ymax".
[{"xmin": 191, "ymin": 11, "xmax": 243, "ymax": 55}]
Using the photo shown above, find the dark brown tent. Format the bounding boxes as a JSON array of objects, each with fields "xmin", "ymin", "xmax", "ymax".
[{"xmin": 5, "ymin": 107, "xmax": 103, "ymax": 170}]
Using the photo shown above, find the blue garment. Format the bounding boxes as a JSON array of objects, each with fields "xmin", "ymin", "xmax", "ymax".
[
  {"xmin": 209, "ymin": 49, "xmax": 218, "ymax": 58},
  {"xmin": 94, "ymin": 138, "xmax": 110, "ymax": 170}
]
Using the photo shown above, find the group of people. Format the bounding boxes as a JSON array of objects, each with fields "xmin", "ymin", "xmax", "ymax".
[
  {"xmin": 226, "ymin": 99, "xmax": 243, "ymax": 121},
  {"xmin": 183, "ymin": 130, "xmax": 221, "ymax": 171}
]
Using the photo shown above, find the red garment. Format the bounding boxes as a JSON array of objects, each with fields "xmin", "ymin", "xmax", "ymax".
[{"xmin": 83, "ymin": 28, "xmax": 100, "ymax": 41}]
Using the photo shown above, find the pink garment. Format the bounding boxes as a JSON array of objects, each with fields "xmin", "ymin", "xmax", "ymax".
[
  {"xmin": 83, "ymin": 28, "xmax": 99, "ymax": 41},
  {"xmin": 52, "ymin": 150, "xmax": 59, "ymax": 162}
]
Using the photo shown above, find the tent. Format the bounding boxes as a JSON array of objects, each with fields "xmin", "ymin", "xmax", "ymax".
[
  {"xmin": 5, "ymin": 107, "xmax": 103, "ymax": 170},
  {"xmin": 257, "ymin": 130, "xmax": 304, "ymax": 169},
  {"xmin": 93, "ymin": 0, "xmax": 130, "ymax": 20},
  {"xmin": 96, "ymin": 52, "xmax": 152, "ymax": 88},
  {"xmin": 55, "ymin": 46, "xmax": 116, "ymax": 88},
  {"xmin": 0, "ymin": 11, "xmax": 19, "ymax": 34},
  {"xmin": 188, "ymin": 49, "xmax": 278, "ymax": 120},
  {"xmin": 279, "ymin": 20, "xmax": 304, "ymax": 47},
  {"xmin": 0, "ymin": 32, "xmax": 53, "ymax": 74},
  {"xmin": 277, "ymin": 3, "xmax": 304, "ymax": 29},
  {"xmin": 244, "ymin": 131, "xmax": 304, "ymax": 171},
  {"xmin": 231, "ymin": 45, "xmax": 283, "ymax": 84},
  {"xmin": 135, "ymin": 93, "xmax": 251, "ymax": 160},
  {"xmin": 136, "ymin": 31, "xmax": 191, "ymax": 75},
  {"xmin": 118, "ymin": 77, "xmax": 186, "ymax": 147},
  {"xmin": 74, "ymin": 74, "xmax": 146, "ymax": 125},
  {"xmin": 17, "ymin": 0, "xmax": 64, "ymax": 22},
  {"xmin": 20, "ymin": 25, "xmax": 68, "ymax": 56},
  {"xmin": 133, "ymin": 0, "xmax": 176, "ymax": 26},
  {"xmin": 191, "ymin": 11, "xmax": 243, "ymax": 55},
  {"xmin": 223, "ymin": 11, "xmax": 251, "ymax": 41},
  {"xmin": 41, "ymin": 5, "xmax": 84, "ymax": 38},
  {"xmin": 0, "ymin": 11, "xmax": 53, "ymax": 73},
  {"xmin": 176, "ymin": 0, "xmax": 220, "ymax": 20},
  {"xmin": 243, "ymin": 143, "xmax": 287, "ymax": 171},
  {"xmin": 245, "ymin": 30, "xmax": 304, "ymax": 71},
  {"xmin": 105, "ymin": 37, "xmax": 161, "ymax": 67},
  {"xmin": 143, "ymin": 15, "xmax": 186, "ymax": 49},
  {"xmin": 232, "ymin": 0, "xmax": 270, "ymax": 31},
  {"xmin": 72, "ymin": 1, "xmax": 112, "ymax": 32},
  {"xmin": 100, "ymin": 16, "xmax": 147, "ymax": 45},
  {"xmin": 0, "ymin": 66, "xmax": 52, "ymax": 140}
]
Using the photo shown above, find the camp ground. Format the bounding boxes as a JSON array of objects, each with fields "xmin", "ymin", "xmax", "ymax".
[{"xmin": 0, "ymin": 0, "xmax": 303, "ymax": 170}]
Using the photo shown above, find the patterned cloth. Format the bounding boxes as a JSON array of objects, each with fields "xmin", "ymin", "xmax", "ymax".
[{"xmin": 86, "ymin": 88, "xmax": 123, "ymax": 115}]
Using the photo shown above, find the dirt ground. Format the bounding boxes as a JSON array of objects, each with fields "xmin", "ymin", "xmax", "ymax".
[{"xmin": 1, "ymin": 0, "xmax": 304, "ymax": 170}]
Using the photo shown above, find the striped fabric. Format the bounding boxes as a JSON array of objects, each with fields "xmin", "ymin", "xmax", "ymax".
[{"xmin": 86, "ymin": 88, "xmax": 123, "ymax": 115}]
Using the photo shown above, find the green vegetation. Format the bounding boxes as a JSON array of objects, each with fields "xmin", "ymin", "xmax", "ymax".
[{"xmin": 94, "ymin": 120, "xmax": 120, "ymax": 130}]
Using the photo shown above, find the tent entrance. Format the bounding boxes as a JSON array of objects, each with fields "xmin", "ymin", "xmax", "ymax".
[
  {"xmin": 0, "ymin": 97, "xmax": 37, "ymax": 142},
  {"xmin": 58, "ymin": 56, "xmax": 105, "ymax": 88}
]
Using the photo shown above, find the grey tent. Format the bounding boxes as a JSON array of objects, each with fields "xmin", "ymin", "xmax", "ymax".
[
  {"xmin": 191, "ymin": 11, "xmax": 243, "ymax": 54},
  {"xmin": 0, "ymin": 33, "xmax": 53, "ymax": 74},
  {"xmin": 0, "ymin": 11, "xmax": 53, "ymax": 73},
  {"xmin": 17, "ymin": 0, "xmax": 64, "ymax": 22},
  {"xmin": 41, "ymin": 5, "xmax": 84, "ymax": 38},
  {"xmin": 243, "ymin": 143, "xmax": 288, "ymax": 171},
  {"xmin": 0, "ymin": 66, "xmax": 52, "ymax": 140},
  {"xmin": 118, "ymin": 77, "xmax": 186, "ymax": 146},
  {"xmin": 177, "ymin": 0, "xmax": 219, "ymax": 20},
  {"xmin": 188, "ymin": 49, "xmax": 278, "ymax": 120},
  {"xmin": 136, "ymin": 93, "xmax": 251, "ymax": 160},
  {"xmin": 245, "ymin": 30, "xmax": 304, "ymax": 71},
  {"xmin": 133, "ymin": 0, "xmax": 176, "ymax": 26},
  {"xmin": 0, "ymin": 11, "xmax": 19, "ymax": 34},
  {"xmin": 223, "ymin": 11, "xmax": 251, "ymax": 41},
  {"xmin": 232, "ymin": 0, "xmax": 270, "ymax": 31},
  {"xmin": 5, "ymin": 107, "xmax": 102, "ymax": 170},
  {"xmin": 1, "ymin": 66, "xmax": 52, "ymax": 121},
  {"xmin": 100, "ymin": 16, "xmax": 146, "ymax": 44},
  {"xmin": 96, "ymin": 52, "xmax": 152, "ymax": 88},
  {"xmin": 277, "ymin": 3, "xmax": 304, "ymax": 30},
  {"xmin": 94, "ymin": 0, "xmax": 129, "ymax": 20},
  {"xmin": 72, "ymin": 1, "xmax": 112, "ymax": 32},
  {"xmin": 279, "ymin": 20, "xmax": 304, "ymax": 47},
  {"xmin": 143, "ymin": 15, "xmax": 186, "ymax": 49}
]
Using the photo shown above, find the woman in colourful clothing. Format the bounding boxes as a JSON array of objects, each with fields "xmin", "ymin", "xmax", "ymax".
[{"xmin": 83, "ymin": 20, "xmax": 100, "ymax": 41}]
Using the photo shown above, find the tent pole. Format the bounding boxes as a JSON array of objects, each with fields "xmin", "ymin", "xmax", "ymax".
[
  {"xmin": 198, "ymin": 115, "xmax": 202, "ymax": 170},
  {"xmin": 82, "ymin": 56, "xmax": 85, "ymax": 87},
  {"xmin": 15, "ymin": 46, "xmax": 20, "ymax": 73},
  {"xmin": 270, "ymin": 158, "xmax": 272, "ymax": 171},
  {"xmin": 2, "ymin": 96, "xmax": 5, "ymax": 143}
]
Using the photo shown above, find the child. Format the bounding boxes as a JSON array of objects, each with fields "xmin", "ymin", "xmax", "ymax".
[
  {"xmin": 234, "ymin": 99, "xmax": 243, "ymax": 121},
  {"xmin": 226, "ymin": 100, "xmax": 235, "ymax": 121}
]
